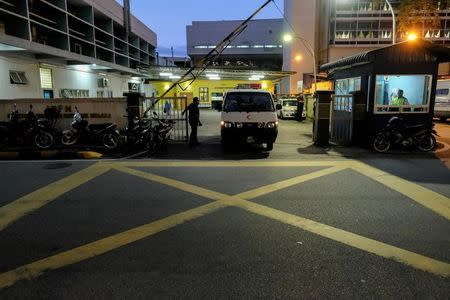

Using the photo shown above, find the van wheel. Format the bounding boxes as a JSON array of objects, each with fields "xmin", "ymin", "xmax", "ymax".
[{"xmin": 440, "ymin": 117, "xmax": 447, "ymax": 122}]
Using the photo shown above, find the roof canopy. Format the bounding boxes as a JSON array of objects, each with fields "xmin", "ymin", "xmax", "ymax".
[{"xmin": 320, "ymin": 40, "xmax": 450, "ymax": 73}]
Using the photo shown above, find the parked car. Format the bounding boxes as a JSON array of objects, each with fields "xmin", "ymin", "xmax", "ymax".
[
  {"xmin": 434, "ymin": 79, "xmax": 450, "ymax": 121},
  {"xmin": 277, "ymin": 98, "xmax": 298, "ymax": 119}
]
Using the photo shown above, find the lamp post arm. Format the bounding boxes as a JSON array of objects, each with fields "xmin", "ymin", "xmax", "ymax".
[
  {"xmin": 294, "ymin": 35, "xmax": 317, "ymax": 86},
  {"xmin": 385, "ymin": 0, "xmax": 396, "ymax": 44}
]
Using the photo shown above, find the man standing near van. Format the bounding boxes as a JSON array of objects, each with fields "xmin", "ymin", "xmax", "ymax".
[{"xmin": 182, "ymin": 97, "xmax": 202, "ymax": 146}]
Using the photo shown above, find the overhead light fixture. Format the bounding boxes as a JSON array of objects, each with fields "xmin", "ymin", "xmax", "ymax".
[
  {"xmin": 209, "ymin": 76, "xmax": 221, "ymax": 80},
  {"xmin": 206, "ymin": 73, "xmax": 219, "ymax": 78},
  {"xmin": 99, "ymin": 72, "xmax": 107, "ymax": 76},
  {"xmin": 159, "ymin": 72, "xmax": 172, "ymax": 76},
  {"xmin": 169, "ymin": 75, "xmax": 181, "ymax": 79}
]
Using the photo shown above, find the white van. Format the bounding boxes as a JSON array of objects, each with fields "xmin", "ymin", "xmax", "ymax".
[
  {"xmin": 434, "ymin": 79, "xmax": 450, "ymax": 121},
  {"xmin": 220, "ymin": 89, "xmax": 281, "ymax": 151}
]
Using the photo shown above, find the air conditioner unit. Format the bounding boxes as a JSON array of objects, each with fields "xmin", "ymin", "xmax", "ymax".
[{"xmin": 97, "ymin": 78, "xmax": 109, "ymax": 87}]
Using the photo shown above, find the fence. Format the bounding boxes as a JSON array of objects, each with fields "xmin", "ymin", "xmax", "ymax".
[{"xmin": 144, "ymin": 96, "xmax": 189, "ymax": 142}]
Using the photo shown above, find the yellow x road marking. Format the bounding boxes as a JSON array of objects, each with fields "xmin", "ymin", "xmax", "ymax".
[{"xmin": 0, "ymin": 160, "xmax": 449, "ymax": 289}]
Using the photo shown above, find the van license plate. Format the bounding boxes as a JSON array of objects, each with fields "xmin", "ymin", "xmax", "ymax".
[{"xmin": 247, "ymin": 136, "xmax": 255, "ymax": 143}]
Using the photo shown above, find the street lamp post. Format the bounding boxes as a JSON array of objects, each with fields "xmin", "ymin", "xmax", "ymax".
[
  {"xmin": 284, "ymin": 34, "xmax": 317, "ymax": 88},
  {"xmin": 384, "ymin": 0, "xmax": 396, "ymax": 44}
]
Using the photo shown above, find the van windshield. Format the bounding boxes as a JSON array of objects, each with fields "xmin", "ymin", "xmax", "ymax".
[{"xmin": 224, "ymin": 92, "xmax": 274, "ymax": 112}]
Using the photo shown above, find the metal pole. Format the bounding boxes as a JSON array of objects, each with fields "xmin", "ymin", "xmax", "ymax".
[
  {"xmin": 294, "ymin": 35, "xmax": 317, "ymax": 87},
  {"xmin": 385, "ymin": 0, "xmax": 396, "ymax": 44}
]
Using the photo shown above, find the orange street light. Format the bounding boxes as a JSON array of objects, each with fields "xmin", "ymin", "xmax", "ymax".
[{"xmin": 407, "ymin": 33, "xmax": 418, "ymax": 41}]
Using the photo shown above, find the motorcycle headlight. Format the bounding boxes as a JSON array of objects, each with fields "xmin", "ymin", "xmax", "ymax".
[
  {"xmin": 266, "ymin": 122, "xmax": 278, "ymax": 128},
  {"xmin": 235, "ymin": 122, "xmax": 243, "ymax": 128},
  {"xmin": 221, "ymin": 121, "xmax": 233, "ymax": 128}
]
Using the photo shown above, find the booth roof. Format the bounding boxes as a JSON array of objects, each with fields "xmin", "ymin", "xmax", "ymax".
[{"xmin": 320, "ymin": 39, "xmax": 450, "ymax": 73}]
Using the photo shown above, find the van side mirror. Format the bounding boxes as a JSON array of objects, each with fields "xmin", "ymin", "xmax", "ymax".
[{"xmin": 276, "ymin": 104, "xmax": 282, "ymax": 110}]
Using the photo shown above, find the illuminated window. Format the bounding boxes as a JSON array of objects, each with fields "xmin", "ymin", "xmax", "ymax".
[
  {"xmin": 374, "ymin": 75, "xmax": 432, "ymax": 114},
  {"xmin": 40, "ymin": 67, "xmax": 53, "ymax": 89},
  {"xmin": 199, "ymin": 87, "xmax": 209, "ymax": 102}
]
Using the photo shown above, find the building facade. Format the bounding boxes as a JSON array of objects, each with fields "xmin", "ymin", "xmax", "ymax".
[
  {"xmin": 0, "ymin": 0, "xmax": 158, "ymax": 100},
  {"xmin": 283, "ymin": 0, "xmax": 450, "ymax": 93},
  {"xmin": 187, "ymin": 19, "xmax": 284, "ymax": 70}
]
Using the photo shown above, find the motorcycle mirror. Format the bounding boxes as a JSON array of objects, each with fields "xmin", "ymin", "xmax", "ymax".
[{"xmin": 153, "ymin": 111, "xmax": 158, "ymax": 116}]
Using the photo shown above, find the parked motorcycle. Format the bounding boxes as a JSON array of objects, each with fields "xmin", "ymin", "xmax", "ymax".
[
  {"xmin": 61, "ymin": 107, "xmax": 120, "ymax": 149},
  {"xmin": 0, "ymin": 104, "xmax": 54, "ymax": 149},
  {"xmin": 124, "ymin": 113, "xmax": 153, "ymax": 150},
  {"xmin": 147, "ymin": 112, "xmax": 175, "ymax": 156},
  {"xmin": 372, "ymin": 116, "xmax": 437, "ymax": 153}
]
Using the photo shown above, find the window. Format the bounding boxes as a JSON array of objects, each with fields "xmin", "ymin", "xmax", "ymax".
[
  {"xmin": 199, "ymin": 87, "xmax": 209, "ymax": 102},
  {"xmin": 374, "ymin": 75, "xmax": 432, "ymax": 114},
  {"xmin": 436, "ymin": 88, "xmax": 449, "ymax": 96},
  {"xmin": 335, "ymin": 77, "xmax": 361, "ymax": 95},
  {"xmin": 43, "ymin": 90, "xmax": 54, "ymax": 99},
  {"xmin": 223, "ymin": 92, "xmax": 274, "ymax": 112},
  {"xmin": 40, "ymin": 68, "xmax": 53, "ymax": 89},
  {"xmin": 60, "ymin": 89, "xmax": 89, "ymax": 98},
  {"xmin": 9, "ymin": 71, "xmax": 28, "ymax": 84}
]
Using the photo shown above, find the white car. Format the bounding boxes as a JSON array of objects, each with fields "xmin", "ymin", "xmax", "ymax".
[
  {"xmin": 220, "ymin": 89, "xmax": 281, "ymax": 151},
  {"xmin": 278, "ymin": 98, "xmax": 298, "ymax": 119}
]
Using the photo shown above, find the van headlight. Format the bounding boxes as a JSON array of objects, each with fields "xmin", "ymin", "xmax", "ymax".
[
  {"xmin": 221, "ymin": 121, "xmax": 233, "ymax": 128},
  {"xmin": 235, "ymin": 122, "xmax": 243, "ymax": 128},
  {"xmin": 266, "ymin": 122, "xmax": 278, "ymax": 128}
]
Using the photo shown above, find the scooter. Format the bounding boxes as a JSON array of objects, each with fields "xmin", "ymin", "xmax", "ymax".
[
  {"xmin": 61, "ymin": 107, "xmax": 120, "ymax": 149},
  {"xmin": 373, "ymin": 116, "xmax": 437, "ymax": 153}
]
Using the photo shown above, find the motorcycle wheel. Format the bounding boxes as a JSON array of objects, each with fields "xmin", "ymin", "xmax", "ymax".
[
  {"xmin": 102, "ymin": 133, "xmax": 119, "ymax": 149},
  {"xmin": 61, "ymin": 131, "xmax": 78, "ymax": 145},
  {"xmin": 35, "ymin": 132, "xmax": 54, "ymax": 149},
  {"xmin": 417, "ymin": 135, "xmax": 436, "ymax": 152},
  {"xmin": 147, "ymin": 142, "xmax": 158, "ymax": 157},
  {"xmin": 373, "ymin": 135, "xmax": 391, "ymax": 153}
]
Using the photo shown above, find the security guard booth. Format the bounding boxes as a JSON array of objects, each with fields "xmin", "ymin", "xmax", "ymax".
[{"xmin": 319, "ymin": 39, "xmax": 450, "ymax": 145}]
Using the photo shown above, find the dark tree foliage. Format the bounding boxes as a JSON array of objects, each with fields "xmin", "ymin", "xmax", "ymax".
[{"xmin": 396, "ymin": 0, "xmax": 447, "ymax": 36}]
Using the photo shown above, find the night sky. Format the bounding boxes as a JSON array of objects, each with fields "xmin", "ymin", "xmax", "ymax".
[{"xmin": 116, "ymin": 0, "xmax": 284, "ymax": 57}]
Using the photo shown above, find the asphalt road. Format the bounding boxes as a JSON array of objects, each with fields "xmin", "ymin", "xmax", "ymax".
[{"xmin": 0, "ymin": 111, "xmax": 449, "ymax": 299}]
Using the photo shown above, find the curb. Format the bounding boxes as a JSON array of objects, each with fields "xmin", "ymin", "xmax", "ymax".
[{"xmin": 0, "ymin": 150, "xmax": 103, "ymax": 160}]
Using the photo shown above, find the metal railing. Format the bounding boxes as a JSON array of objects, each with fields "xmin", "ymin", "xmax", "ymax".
[{"xmin": 143, "ymin": 96, "xmax": 189, "ymax": 142}]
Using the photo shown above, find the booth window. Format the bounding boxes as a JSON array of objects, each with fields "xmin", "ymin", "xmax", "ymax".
[
  {"xmin": 335, "ymin": 77, "xmax": 361, "ymax": 95},
  {"xmin": 374, "ymin": 75, "xmax": 432, "ymax": 114}
]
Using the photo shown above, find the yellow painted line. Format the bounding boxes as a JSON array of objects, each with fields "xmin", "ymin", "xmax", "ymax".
[
  {"xmin": 113, "ymin": 160, "xmax": 350, "ymax": 168},
  {"xmin": 0, "ymin": 152, "xmax": 19, "ymax": 159},
  {"xmin": 0, "ymin": 201, "xmax": 226, "ymax": 289},
  {"xmin": 352, "ymin": 162, "xmax": 450, "ymax": 221},
  {"xmin": 228, "ymin": 198, "xmax": 450, "ymax": 278},
  {"xmin": 0, "ymin": 165, "xmax": 346, "ymax": 288},
  {"xmin": 236, "ymin": 165, "xmax": 347, "ymax": 199},
  {"xmin": 114, "ymin": 165, "xmax": 227, "ymax": 201},
  {"xmin": 2, "ymin": 161, "xmax": 449, "ymax": 288},
  {"xmin": 77, "ymin": 151, "xmax": 103, "ymax": 159},
  {"xmin": 0, "ymin": 163, "xmax": 110, "ymax": 231}
]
